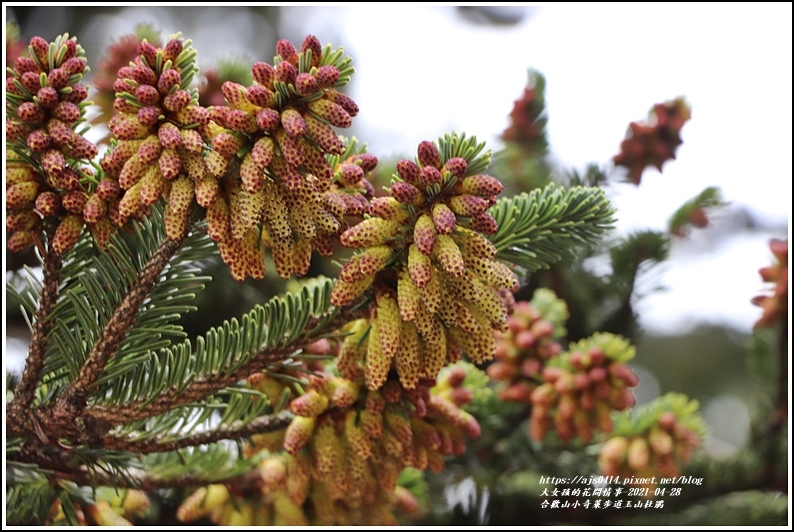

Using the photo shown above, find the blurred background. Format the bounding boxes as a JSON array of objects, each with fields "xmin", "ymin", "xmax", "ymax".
[{"xmin": 4, "ymin": 4, "xmax": 791, "ymax": 524}]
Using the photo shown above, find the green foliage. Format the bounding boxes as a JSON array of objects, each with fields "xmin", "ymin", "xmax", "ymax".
[
  {"xmin": 143, "ymin": 444, "xmax": 260, "ymax": 484},
  {"xmin": 397, "ymin": 467, "xmax": 429, "ymax": 508},
  {"xmin": 611, "ymin": 392, "xmax": 707, "ymax": 439},
  {"xmin": 44, "ymin": 207, "xmax": 211, "ymax": 403},
  {"xmin": 623, "ymin": 490, "xmax": 788, "ymax": 526},
  {"xmin": 746, "ymin": 328, "xmax": 779, "ymax": 419},
  {"xmin": 567, "ymin": 332, "xmax": 636, "ymax": 364},
  {"xmin": 501, "ymin": 68, "xmax": 549, "ymax": 157},
  {"xmin": 6, "ymin": 266, "xmax": 43, "ymax": 330},
  {"xmin": 608, "ymin": 230, "xmax": 669, "ymax": 285},
  {"xmin": 436, "ymin": 131, "xmax": 492, "ymax": 177},
  {"xmin": 566, "ymin": 163, "xmax": 609, "ymax": 188},
  {"xmin": 5, "ymin": 466, "xmax": 56, "ymax": 525},
  {"xmin": 463, "ymin": 381, "xmax": 526, "ymax": 437},
  {"xmin": 435, "ymin": 361, "xmax": 492, "ymax": 404},
  {"xmin": 489, "ymin": 184, "xmax": 616, "ymax": 274},
  {"xmin": 668, "ymin": 186, "xmax": 724, "ymax": 233},
  {"xmin": 132, "ymin": 22, "xmax": 163, "ymax": 45},
  {"xmin": 209, "ymin": 58, "xmax": 255, "ymax": 87}
]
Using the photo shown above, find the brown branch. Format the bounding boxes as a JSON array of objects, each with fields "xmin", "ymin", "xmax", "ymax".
[
  {"xmin": 12, "ymin": 235, "xmax": 62, "ymax": 408},
  {"xmin": 52, "ymin": 237, "xmax": 183, "ymax": 422},
  {"xmin": 11, "ymin": 446, "xmax": 262, "ymax": 492},
  {"xmin": 10, "ymin": 426, "xmax": 272, "ymax": 495},
  {"xmin": 7, "ymin": 283, "xmax": 363, "ymax": 496},
  {"xmin": 10, "ymin": 409, "xmax": 288, "ymax": 491},
  {"xmin": 49, "ymin": 466, "xmax": 265, "ymax": 492},
  {"xmin": 5, "ymin": 407, "xmax": 39, "ymax": 440},
  {"xmin": 83, "ymin": 309, "xmax": 357, "ymax": 428},
  {"xmin": 7, "ymin": 235, "xmax": 186, "ymax": 445},
  {"xmin": 86, "ymin": 345, "xmax": 298, "ymax": 426},
  {"xmin": 7, "ymin": 300, "xmax": 353, "ymax": 445},
  {"xmin": 102, "ymin": 411, "xmax": 293, "ymax": 453}
]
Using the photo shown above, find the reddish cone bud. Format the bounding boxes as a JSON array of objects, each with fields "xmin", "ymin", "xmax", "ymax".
[
  {"xmin": 391, "ymin": 181, "xmax": 423, "ymax": 206},
  {"xmin": 246, "ymin": 85, "xmax": 274, "ymax": 108},
  {"xmin": 26, "ymin": 129, "xmax": 51, "ymax": 152},
  {"xmin": 158, "ymin": 68, "xmax": 182, "ymax": 94},
  {"xmin": 276, "ymin": 39, "xmax": 300, "ymax": 65},
  {"xmin": 294, "ymin": 72, "xmax": 318, "ymax": 96},
  {"xmin": 417, "ymin": 140, "xmax": 441, "ymax": 169},
  {"xmin": 397, "ymin": 160, "xmax": 421, "ymax": 185},
  {"xmin": 315, "ymin": 65, "xmax": 340, "ymax": 89},
  {"xmin": 14, "ymin": 56, "xmax": 40, "ymax": 74},
  {"xmin": 35, "ymin": 191, "xmax": 61, "ymax": 216},
  {"xmin": 326, "ymin": 90, "xmax": 359, "ymax": 117},
  {"xmin": 64, "ymin": 84, "xmax": 89, "ymax": 104},
  {"xmin": 164, "ymin": 90, "xmax": 191, "ymax": 112},
  {"xmin": 301, "ymin": 34, "xmax": 322, "ymax": 64},
  {"xmin": 443, "ymin": 157, "xmax": 468, "ymax": 178},
  {"xmin": 276, "ymin": 60, "xmax": 297, "ymax": 85},
  {"xmin": 17, "ymin": 102, "xmax": 45, "ymax": 124},
  {"xmin": 47, "ymin": 68, "xmax": 69, "ymax": 89},
  {"xmin": 35, "ymin": 86, "xmax": 59, "ymax": 109},
  {"xmin": 252, "ymin": 62, "xmax": 276, "ymax": 88},
  {"xmin": 420, "ymin": 166, "xmax": 442, "ymax": 187},
  {"xmin": 659, "ymin": 411, "xmax": 677, "ymax": 432},
  {"xmin": 256, "ymin": 108, "xmax": 281, "ymax": 132},
  {"xmin": 163, "ymin": 38, "xmax": 183, "ymax": 61}
]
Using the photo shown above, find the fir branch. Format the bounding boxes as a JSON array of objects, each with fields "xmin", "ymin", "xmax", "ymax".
[
  {"xmin": 82, "ymin": 278, "xmax": 346, "ymax": 426},
  {"xmin": 5, "ymin": 465, "xmax": 56, "ymax": 525},
  {"xmin": 489, "ymin": 184, "xmax": 616, "ymax": 274},
  {"xmin": 49, "ymin": 466, "xmax": 265, "ymax": 492},
  {"xmin": 13, "ymin": 233, "xmax": 62, "ymax": 408},
  {"xmin": 137, "ymin": 470, "xmax": 265, "ymax": 491},
  {"xmin": 101, "ymin": 411, "xmax": 292, "ymax": 454},
  {"xmin": 10, "ymin": 436, "xmax": 258, "ymax": 493},
  {"xmin": 52, "ymin": 236, "xmax": 184, "ymax": 419},
  {"xmin": 8, "ymin": 283, "xmax": 355, "ymax": 465},
  {"xmin": 6, "ymin": 226, "xmax": 191, "ymax": 444},
  {"xmin": 85, "ymin": 307, "xmax": 355, "ymax": 427},
  {"xmin": 85, "ymin": 344, "xmax": 297, "ymax": 425},
  {"xmin": 601, "ymin": 230, "xmax": 669, "ymax": 335},
  {"xmin": 12, "ymin": 443, "xmax": 262, "ymax": 493},
  {"xmin": 91, "ymin": 275, "xmax": 334, "ymax": 407}
]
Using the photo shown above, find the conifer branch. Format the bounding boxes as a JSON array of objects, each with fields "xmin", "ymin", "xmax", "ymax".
[
  {"xmin": 10, "ymin": 446, "xmax": 261, "ymax": 492},
  {"xmin": 85, "ymin": 308, "xmax": 356, "ymax": 426},
  {"xmin": 53, "ymin": 237, "xmax": 183, "ymax": 414},
  {"xmin": 86, "ymin": 345, "xmax": 298, "ymax": 425},
  {"xmin": 488, "ymin": 184, "xmax": 616, "ymax": 273},
  {"xmin": 47, "ymin": 466, "xmax": 265, "ymax": 492},
  {"xmin": 13, "ymin": 233, "xmax": 61, "ymax": 408},
  {"xmin": 102, "ymin": 411, "xmax": 293, "ymax": 454},
  {"xmin": 7, "ymin": 279, "xmax": 356, "ymax": 465}
]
